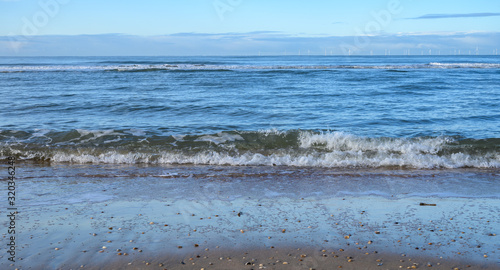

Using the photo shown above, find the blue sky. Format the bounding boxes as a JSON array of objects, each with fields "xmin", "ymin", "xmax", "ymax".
[{"xmin": 1, "ymin": 0, "xmax": 500, "ymax": 55}]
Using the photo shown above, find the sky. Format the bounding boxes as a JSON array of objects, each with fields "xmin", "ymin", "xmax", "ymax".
[{"xmin": 1, "ymin": 0, "xmax": 500, "ymax": 56}]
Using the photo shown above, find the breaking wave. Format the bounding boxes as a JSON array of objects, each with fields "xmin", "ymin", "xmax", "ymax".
[
  {"xmin": 1, "ymin": 62, "xmax": 500, "ymax": 73},
  {"xmin": 1, "ymin": 129, "xmax": 498, "ymax": 169}
]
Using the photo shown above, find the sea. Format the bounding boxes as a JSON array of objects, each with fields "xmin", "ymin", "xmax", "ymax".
[
  {"xmin": 1, "ymin": 55, "xmax": 499, "ymax": 169},
  {"xmin": 2, "ymin": 55, "xmax": 500, "ymax": 269}
]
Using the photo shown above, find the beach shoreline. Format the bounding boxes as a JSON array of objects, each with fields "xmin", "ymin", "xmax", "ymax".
[{"xmin": 1, "ymin": 164, "xmax": 498, "ymax": 269}]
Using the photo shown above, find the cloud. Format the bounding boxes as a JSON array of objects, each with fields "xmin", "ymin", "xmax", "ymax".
[
  {"xmin": 168, "ymin": 31, "xmax": 282, "ymax": 37},
  {"xmin": 1, "ymin": 31, "xmax": 499, "ymax": 56},
  {"xmin": 409, "ymin": 13, "xmax": 500, "ymax": 20}
]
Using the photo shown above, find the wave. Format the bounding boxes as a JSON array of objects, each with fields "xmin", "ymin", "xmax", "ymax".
[
  {"xmin": 1, "ymin": 129, "xmax": 498, "ymax": 169},
  {"xmin": 1, "ymin": 62, "xmax": 499, "ymax": 73},
  {"xmin": 428, "ymin": 62, "xmax": 500, "ymax": 68}
]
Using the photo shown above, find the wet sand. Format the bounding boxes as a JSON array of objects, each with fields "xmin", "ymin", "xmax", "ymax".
[{"xmin": 1, "ymin": 164, "xmax": 499, "ymax": 269}]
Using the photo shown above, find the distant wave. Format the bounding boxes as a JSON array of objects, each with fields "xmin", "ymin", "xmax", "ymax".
[
  {"xmin": 1, "ymin": 129, "xmax": 498, "ymax": 169},
  {"xmin": 1, "ymin": 62, "xmax": 499, "ymax": 73},
  {"xmin": 428, "ymin": 62, "xmax": 500, "ymax": 68}
]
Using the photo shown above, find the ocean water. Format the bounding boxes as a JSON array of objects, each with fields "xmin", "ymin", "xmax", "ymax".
[{"xmin": 1, "ymin": 55, "xmax": 499, "ymax": 169}]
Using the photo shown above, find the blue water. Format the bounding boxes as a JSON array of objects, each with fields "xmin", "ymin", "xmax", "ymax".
[{"xmin": 1, "ymin": 55, "xmax": 499, "ymax": 168}]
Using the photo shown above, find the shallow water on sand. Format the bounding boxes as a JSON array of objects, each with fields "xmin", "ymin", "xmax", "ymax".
[{"xmin": 7, "ymin": 164, "xmax": 499, "ymax": 269}]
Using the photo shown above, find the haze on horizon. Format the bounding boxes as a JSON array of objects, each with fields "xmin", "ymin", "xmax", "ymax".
[{"xmin": 1, "ymin": 0, "xmax": 499, "ymax": 56}]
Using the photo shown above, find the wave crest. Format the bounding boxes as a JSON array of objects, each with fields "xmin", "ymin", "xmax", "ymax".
[
  {"xmin": 1, "ymin": 129, "xmax": 498, "ymax": 169},
  {"xmin": 1, "ymin": 62, "xmax": 500, "ymax": 73}
]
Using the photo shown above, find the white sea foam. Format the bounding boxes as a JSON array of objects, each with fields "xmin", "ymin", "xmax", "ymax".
[
  {"xmin": 48, "ymin": 149, "xmax": 500, "ymax": 169},
  {"xmin": 72, "ymin": 129, "xmax": 120, "ymax": 144},
  {"xmin": 4, "ymin": 130, "xmax": 499, "ymax": 169},
  {"xmin": 255, "ymin": 128, "xmax": 288, "ymax": 136},
  {"xmin": 47, "ymin": 151, "xmax": 499, "ymax": 168},
  {"xmin": 298, "ymin": 131, "xmax": 451, "ymax": 154},
  {"xmin": 429, "ymin": 62, "xmax": 500, "ymax": 68},
  {"xmin": 1, "ymin": 62, "xmax": 499, "ymax": 73},
  {"xmin": 195, "ymin": 133, "xmax": 244, "ymax": 144},
  {"xmin": 75, "ymin": 129, "xmax": 118, "ymax": 137},
  {"xmin": 31, "ymin": 129, "xmax": 52, "ymax": 137},
  {"xmin": 125, "ymin": 129, "xmax": 147, "ymax": 137},
  {"xmin": 27, "ymin": 129, "xmax": 53, "ymax": 143}
]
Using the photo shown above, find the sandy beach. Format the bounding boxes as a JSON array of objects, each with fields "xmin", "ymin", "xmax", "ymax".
[{"xmin": 1, "ymin": 164, "xmax": 499, "ymax": 269}]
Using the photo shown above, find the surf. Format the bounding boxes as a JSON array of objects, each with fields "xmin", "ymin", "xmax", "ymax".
[{"xmin": 1, "ymin": 129, "xmax": 498, "ymax": 169}]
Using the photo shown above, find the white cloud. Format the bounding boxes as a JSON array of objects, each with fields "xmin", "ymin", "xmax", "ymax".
[
  {"xmin": 1, "ymin": 31, "xmax": 499, "ymax": 56},
  {"xmin": 409, "ymin": 13, "xmax": 500, "ymax": 20}
]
